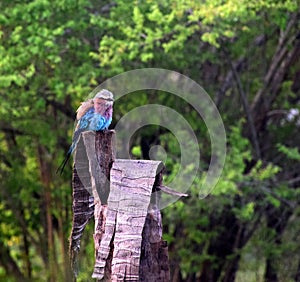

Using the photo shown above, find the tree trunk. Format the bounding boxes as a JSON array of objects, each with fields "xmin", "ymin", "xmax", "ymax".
[
  {"xmin": 92, "ymin": 159, "xmax": 169, "ymax": 281},
  {"xmin": 265, "ymin": 259, "xmax": 278, "ymax": 282},
  {"xmin": 200, "ymin": 204, "xmax": 246, "ymax": 282},
  {"xmin": 0, "ymin": 240, "xmax": 26, "ymax": 281},
  {"xmin": 264, "ymin": 206, "xmax": 293, "ymax": 282},
  {"xmin": 21, "ymin": 219, "xmax": 32, "ymax": 279},
  {"xmin": 295, "ymin": 259, "xmax": 300, "ymax": 282},
  {"xmin": 69, "ymin": 167, "xmax": 94, "ymax": 280},
  {"xmin": 70, "ymin": 130, "xmax": 115, "ymax": 280},
  {"xmin": 70, "ymin": 131, "xmax": 170, "ymax": 281},
  {"xmin": 37, "ymin": 145, "xmax": 57, "ymax": 282},
  {"xmin": 250, "ymin": 12, "xmax": 300, "ymax": 136}
]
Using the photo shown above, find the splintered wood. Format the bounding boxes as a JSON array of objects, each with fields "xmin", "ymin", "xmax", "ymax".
[
  {"xmin": 92, "ymin": 160, "xmax": 166, "ymax": 281},
  {"xmin": 70, "ymin": 130, "xmax": 115, "ymax": 279},
  {"xmin": 69, "ymin": 138, "xmax": 95, "ymax": 278},
  {"xmin": 70, "ymin": 130, "xmax": 170, "ymax": 282}
]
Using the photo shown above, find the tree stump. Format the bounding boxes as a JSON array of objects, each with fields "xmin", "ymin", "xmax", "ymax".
[
  {"xmin": 70, "ymin": 130, "xmax": 115, "ymax": 280},
  {"xmin": 70, "ymin": 130, "xmax": 170, "ymax": 282}
]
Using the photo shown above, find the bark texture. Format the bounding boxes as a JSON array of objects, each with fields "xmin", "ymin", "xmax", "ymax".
[
  {"xmin": 139, "ymin": 206, "xmax": 170, "ymax": 282},
  {"xmin": 70, "ymin": 131, "xmax": 170, "ymax": 281},
  {"xmin": 92, "ymin": 159, "xmax": 170, "ymax": 281},
  {"xmin": 70, "ymin": 130, "xmax": 115, "ymax": 280}
]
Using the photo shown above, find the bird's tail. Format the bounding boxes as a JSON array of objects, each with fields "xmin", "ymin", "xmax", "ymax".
[
  {"xmin": 57, "ymin": 129, "xmax": 82, "ymax": 175},
  {"xmin": 56, "ymin": 149, "xmax": 72, "ymax": 175}
]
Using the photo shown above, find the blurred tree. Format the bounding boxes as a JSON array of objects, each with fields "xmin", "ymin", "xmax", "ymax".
[{"xmin": 0, "ymin": 0, "xmax": 299, "ymax": 281}]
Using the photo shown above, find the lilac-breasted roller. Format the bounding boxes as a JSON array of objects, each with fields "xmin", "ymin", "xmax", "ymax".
[{"xmin": 57, "ymin": 89, "xmax": 114, "ymax": 174}]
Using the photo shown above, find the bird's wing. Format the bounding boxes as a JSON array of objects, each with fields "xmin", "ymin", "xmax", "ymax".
[
  {"xmin": 89, "ymin": 113, "xmax": 107, "ymax": 131},
  {"xmin": 76, "ymin": 99, "xmax": 94, "ymax": 120},
  {"xmin": 75, "ymin": 108, "xmax": 94, "ymax": 131},
  {"xmin": 75, "ymin": 100, "xmax": 94, "ymax": 131}
]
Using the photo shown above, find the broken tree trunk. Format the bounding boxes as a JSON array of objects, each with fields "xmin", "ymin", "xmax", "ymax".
[
  {"xmin": 70, "ymin": 130, "xmax": 170, "ymax": 281},
  {"xmin": 92, "ymin": 159, "xmax": 169, "ymax": 281},
  {"xmin": 70, "ymin": 130, "xmax": 115, "ymax": 280}
]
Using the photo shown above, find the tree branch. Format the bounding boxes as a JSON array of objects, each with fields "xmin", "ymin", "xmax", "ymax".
[
  {"xmin": 250, "ymin": 12, "xmax": 300, "ymax": 132},
  {"xmin": 45, "ymin": 98, "xmax": 76, "ymax": 119},
  {"xmin": 216, "ymin": 34, "xmax": 267, "ymax": 107},
  {"xmin": 229, "ymin": 60, "xmax": 262, "ymax": 160},
  {"xmin": 0, "ymin": 241, "xmax": 25, "ymax": 280}
]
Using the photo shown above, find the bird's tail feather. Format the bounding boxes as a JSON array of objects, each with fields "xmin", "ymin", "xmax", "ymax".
[
  {"xmin": 56, "ymin": 151, "xmax": 71, "ymax": 175},
  {"xmin": 57, "ymin": 136, "xmax": 80, "ymax": 175}
]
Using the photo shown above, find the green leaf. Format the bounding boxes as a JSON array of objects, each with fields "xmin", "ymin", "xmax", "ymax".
[{"xmin": 277, "ymin": 144, "xmax": 300, "ymax": 161}]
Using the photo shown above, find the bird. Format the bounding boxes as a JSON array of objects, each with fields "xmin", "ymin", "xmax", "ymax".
[{"xmin": 57, "ymin": 89, "xmax": 114, "ymax": 174}]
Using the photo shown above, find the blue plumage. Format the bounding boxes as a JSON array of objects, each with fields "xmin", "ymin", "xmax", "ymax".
[
  {"xmin": 57, "ymin": 89, "xmax": 114, "ymax": 175},
  {"xmin": 71, "ymin": 107, "xmax": 112, "ymax": 152}
]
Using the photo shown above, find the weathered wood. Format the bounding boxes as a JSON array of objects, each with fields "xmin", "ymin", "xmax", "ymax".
[
  {"xmin": 92, "ymin": 159, "xmax": 170, "ymax": 281},
  {"xmin": 94, "ymin": 130, "xmax": 116, "ymax": 204},
  {"xmin": 81, "ymin": 130, "xmax": 115, "ymax": 204},
  {"xmin": 93, "ymin": 204, "xmax": 113, "ymax": 281},
  {"xmin": 69, "ymin": 133, "xmax": 94, "ymax": 279},
  {"xmin": 70, "ymin": 130, "xmax": 115, "ymax": 281},
  {"xmin": 139, "ymin": 172, "xmax": 170, "ymax": 282},
  {"xmin": 157, "ymin": 185, "xmax": 188, "ymax": 198},
  {"xmin": 139, "ymin": 204, "xmax": 170, "ymax": 282},
  {"xmin": 82, "ymin": 130, "xmax": 115, "ymax": 280},
  {"xmin": 71, "ymin": 130, "xmax": 170, "ymax": 281}
]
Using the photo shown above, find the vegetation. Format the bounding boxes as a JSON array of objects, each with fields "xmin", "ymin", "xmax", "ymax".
[{"xmin": 0, "ymin": 0, "xmax": 299, "ymax": 281}]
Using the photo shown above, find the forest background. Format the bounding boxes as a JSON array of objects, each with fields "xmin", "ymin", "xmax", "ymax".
[{"xmin": 0, "ymin": 0, "xmax": 300, "ymax": 281}]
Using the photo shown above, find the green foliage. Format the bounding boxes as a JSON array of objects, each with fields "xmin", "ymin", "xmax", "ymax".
[
  {"xmin": 0, "ymin": 0, "xmax": 299, "ymax": 281},
  {"xmin": 212, "ymin": 122, "xmax": 251, "ymax": 195},
  {"xmin": 233, "ymin": 201, "xmax": 255, "ymax": 222},
  {"xmin": 131, "ymin": 145, "xmax": 142, "ymax": 158},
  {"xmin": 248, "ymin": 160, "xmax": 281, "ymax": 181},
  {"xmin": 277, "ymin": 144, "xmax": 300, "ymax": 161}
]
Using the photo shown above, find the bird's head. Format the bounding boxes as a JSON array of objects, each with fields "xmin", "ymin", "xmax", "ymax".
[{"xmin": 93, "ymin": 89, "xmax": 114, "ymax": 114}]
